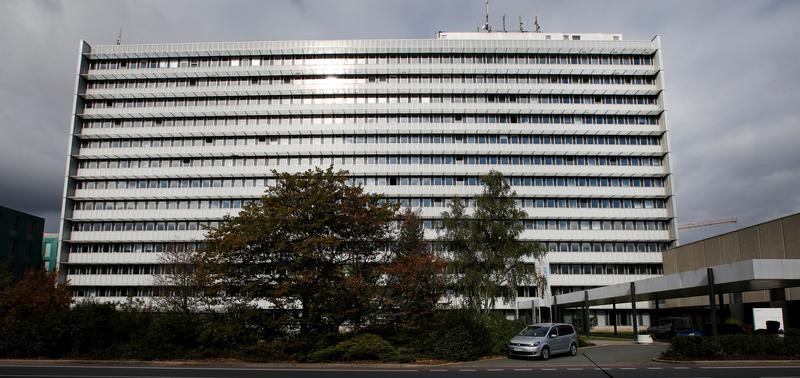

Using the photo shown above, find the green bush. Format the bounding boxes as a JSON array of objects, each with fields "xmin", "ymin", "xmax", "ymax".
[
  {"xmin": 306, "ymin": 334, "xmax": 399, "ymax": 362},
  {"xmin": 663, "ymin": 332, "xmax": 800, "ymax": 360},
  {"xmin": 68, "ymin": 302, "xmax": 117, "ymax": 356},
  {"xmin": 137, "ymin": 312, "xmax": 203, "ymax": 359},
  {"xmin": 241, "ymin": 340, "xmax": 291, "ymax": 362},
  {"xmin": 578, "ymin": 335, "xmax": 595, "ymax": 347},
  {"xmin": 426, "ymin": 310, "xmax": 491, "ymax": 361},
  {"xmin": 485, "ymin": 314, "xmax": 526, "ymax": 355}
]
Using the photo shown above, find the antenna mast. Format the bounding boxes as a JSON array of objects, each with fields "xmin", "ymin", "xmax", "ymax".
[
  {"xmin": 480, "ymin": 0, "xmax": 492, "ymax": 32},
  {"xmin": 116, "ymin": 29, "xmax": 123, "ymax": 45},
  {"xmin": 519, "ymin": 16, "xmax": 525, "ymax": 32},
  {"xmin": 502, "ymin": 14, "xmax": 506, "ymax": 32},
  {"xmin": 534, "ymin": 16, "xmax": 541, "ymax": 33}
]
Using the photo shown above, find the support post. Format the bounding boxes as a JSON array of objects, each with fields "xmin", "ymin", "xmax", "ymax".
[
  {"xmin": 630, "ymin": 282, "xmax": 638, "ymax": 341},
  {"xmin": 654, "ymin": 298, "xmax": 660, "ymax": 326},
  {"xmin": 708, "ymin": 268, "xmax": 718, "ymax": 337},
  {"xmin": 730, "ymin": 292, "xmax": 744, "ymax": 325},
  {"xmin": 612, "ymin": 301, "xmax": 618, "ymax": 335},
  {"xmin": 552, "ymin": 295, "xmax": 558, "ymax": 323},
  {"xmin": 583, "ymin": 291, "xmax": 590, "ymax": 336},
  {"xmin": 769, "ymin": 288, "xmax": 788, "ymax": 331}
]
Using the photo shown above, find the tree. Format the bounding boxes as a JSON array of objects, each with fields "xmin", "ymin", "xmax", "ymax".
[
  {"xmin": 381, "ymin": 209, "xmax": 446, "ymax": 329},
  {"xmin": 195, "ymin": 167, "xmax": 398, "ymax": 336},
  {"xmin": 152, "ymin": 244, "xmax": 207, "ymax": 313},
  {"xmin": 438, "ymin": 170, "xmax": 546, "ymax": 314},
  {"xmin": 0, "ymin": 270, "xmax": 72, "ymax": 357}
]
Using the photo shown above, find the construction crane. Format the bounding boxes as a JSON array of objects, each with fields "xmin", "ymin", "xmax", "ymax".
[{"xmin": 678, "ymin": 217, "xmax": 737, "ymax": 230}]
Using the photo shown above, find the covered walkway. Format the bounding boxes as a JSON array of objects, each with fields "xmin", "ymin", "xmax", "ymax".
[{"xmin": 551, "ymin": 259, "xmax": 800, "ymax": 338}]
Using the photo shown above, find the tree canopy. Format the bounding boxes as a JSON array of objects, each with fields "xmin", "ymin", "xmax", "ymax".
[
  {"xmin": 438, "ymin": 170, "xmax": 546, "ymax": 314},
  {"xmin": 195, "ymin": 167, "xmax": 399, "ymax": 335}
]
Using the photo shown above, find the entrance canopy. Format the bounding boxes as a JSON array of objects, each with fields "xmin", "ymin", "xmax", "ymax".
[{"xmin": 553, "ymin": 259, "xmax": 800, "ymax": 308}]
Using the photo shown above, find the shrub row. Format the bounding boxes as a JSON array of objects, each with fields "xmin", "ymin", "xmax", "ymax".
[
  {"xmin": 663, "ymin": 331, "xmax": 800, "ymax": 360},
  {"xmin": 0, "ymin": 302, "xmax": 284, "ymax": 360},
  {"xmin": 0, "ymin": 300, "xmax": 529, "ymax": 362}
]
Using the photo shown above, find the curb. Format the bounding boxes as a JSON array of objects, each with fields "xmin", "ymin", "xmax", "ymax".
[
  {"xmin": 653, "ymin": 357, "xmax": 800, "ymax": 364},
  {"xmin": 0, "ymin": 359, "xmax": 434, "ymax": 369}
]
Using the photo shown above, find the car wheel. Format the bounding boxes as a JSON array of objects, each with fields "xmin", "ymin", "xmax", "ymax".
[
  {"xmin": 541, "ymin": 346, "xmax": 550, "ymax": 361},
  {"xmin": 570, "ymin": 343, "xmax": 578, "ymax": 356}
]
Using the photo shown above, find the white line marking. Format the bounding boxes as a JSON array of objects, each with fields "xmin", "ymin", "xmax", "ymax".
[
  {"xmin": 702, "ymin": 366, "xmax": 800, "ymax": 369},
  {"xmin": 674, "ymin": 366, "xmax": 691, "ymax": 369},
  {"xmin": 567, "ymin": 368, "xmax": 584, "ymax": 370},
  {"xmin": 459, "ymin": 369, "xmax": 476, "ymax": 372},
  {"xmin": 541, "ymin": 368, "xmax": 557, "ymax": 371},
  {"xmin": 429, "ymin": 369, "xmax": 448, "ymax": 372},
  {"xmin": 513, "ymin": 368, "xmax": 532, "ymax": 371},
  {"xmin": 487, "ymin": 368, "xmax": 504, "ymax": 371},
  {"xmin": 621, "ymin": 367, "xmax": 637, "ymax": 370}
]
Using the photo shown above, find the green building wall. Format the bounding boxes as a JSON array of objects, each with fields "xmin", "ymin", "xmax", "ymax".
[
  {"xmin": 0, "ymin": 206, "xmax": 45, "ymax": 284},
  {"xmin": 42, "ymin": 233, "xmax": 59, "ymax": 272}
]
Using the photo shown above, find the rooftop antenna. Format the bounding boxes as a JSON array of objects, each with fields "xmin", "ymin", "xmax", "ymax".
[
  {"xmin": 480, "ymin": 0, "xmax": 492, "ymax": 32},
  {"xmin": 502, "ymin": 14, "xmax": 507, "ymax": 32},
  {"xmin": 116, "ymin": 28, "xmax": 122, "ymax": 45},
  {"xmin": 519, "ymin": 16, "xmax": 525, "ymax": 32},
  {"xmin": 534, "ymin": 16, "xmax": 542, "ymax": 33}
]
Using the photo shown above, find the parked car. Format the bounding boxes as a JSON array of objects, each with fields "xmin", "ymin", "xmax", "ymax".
[
  {"xmin": 647, "ymin": 317, "xmax": 693, "ymax": 339},
  {"xmin": 508, "ymin": 323, "xmax": 578, "ymax": 360}
]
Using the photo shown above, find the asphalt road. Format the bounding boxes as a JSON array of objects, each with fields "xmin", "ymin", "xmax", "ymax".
[
  {"xmin": 2, "ymin": 364, "xmax": 800, "ymax": 378},
  {"xmin": 2, "ymin": 343, "xmax": 799, "ymax": 378}
]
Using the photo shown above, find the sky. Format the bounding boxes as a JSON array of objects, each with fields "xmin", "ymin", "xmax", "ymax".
[{"xmin": 0, "ymin": 0, "xmax": 798, "ymax": 243}]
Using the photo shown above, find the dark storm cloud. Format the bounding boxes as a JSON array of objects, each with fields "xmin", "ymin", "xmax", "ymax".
[{"xmin": 1, "ymin": 0, "xmax": 798, "ymax": 242}]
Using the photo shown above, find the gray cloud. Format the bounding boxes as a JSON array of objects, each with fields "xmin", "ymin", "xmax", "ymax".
[{"xmin": 1, "ymin": 0, "xmax": 798, "ymax": 242}]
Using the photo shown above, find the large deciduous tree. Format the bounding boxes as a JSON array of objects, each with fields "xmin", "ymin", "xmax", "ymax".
[
  {"xmin": 438, "ymin": 170, "xmax": 546, "ymax": 314},
  {"xmin": 0, "ymin": 270, "xmax": 72, "ymax": 357},
  {"xmin": 195, "ymin": 167, "xmax": 397, "ymax": 336},
  {"xmin": 381, "ymin": 209, "xmax": 446, "ymax": 329}
]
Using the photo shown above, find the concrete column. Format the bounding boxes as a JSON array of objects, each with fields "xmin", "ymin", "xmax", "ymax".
[
  {"xmin": 769, "ymin": 288, "xmax": 788, "ymax": 330},
  {"xmin": 708, "ymin": 268, "xmax": 718, "ymax": 336},
  {"xmin": 730, "ymin": 292, "xmax": 744, "ymax": 324},
  {"xmin": 630, "ymin": 282, "xmax": 638, "ymax": 340},
  {"xmin": 612, "ymin": 301, "xmax": 618, "ymax": 335},
  {"xmin": 654, "ymin": 298, "xmax": 660, "ymax": 325},
  {"xmin": 583, "ymin": 291, "xmax": 590, "ymax": 336},
  {"xmin": 552, "ymin": 295, "xmax": 559, "ymax": 323}
]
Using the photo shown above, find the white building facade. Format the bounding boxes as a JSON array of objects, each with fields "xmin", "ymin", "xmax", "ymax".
[{"xmin": 58, "ymin": 32, "xmax": 677, "ymax": 323}]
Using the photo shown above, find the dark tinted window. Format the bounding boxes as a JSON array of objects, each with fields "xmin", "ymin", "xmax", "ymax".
[{"xmin": 558, "ymin": 325, "xmax": 575, "ymax": 335}]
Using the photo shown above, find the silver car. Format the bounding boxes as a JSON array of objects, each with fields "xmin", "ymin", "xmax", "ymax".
[{"xmin": 507, "ymin": 323, "xmax": 578, "ymax": 360}]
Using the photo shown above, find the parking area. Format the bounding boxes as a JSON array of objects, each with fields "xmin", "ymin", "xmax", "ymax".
[{"xmin": 449, "ymin": 342, "xmax": 671, "ymax": 369}]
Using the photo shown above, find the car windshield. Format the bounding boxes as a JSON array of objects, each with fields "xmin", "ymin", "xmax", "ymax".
[{"xmin": 518, "ymin": 325, "xmax": 549, "ymax": 337}]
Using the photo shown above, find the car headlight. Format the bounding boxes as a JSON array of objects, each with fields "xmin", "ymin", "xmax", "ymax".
[{"xmin": 532, "ymin": 341, "xmax": 540, "ymax": 347}]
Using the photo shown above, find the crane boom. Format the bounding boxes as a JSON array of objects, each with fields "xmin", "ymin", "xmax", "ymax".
[{"xmin": 678, "ymin": 217, "xmax": 737, "ymax": 230}]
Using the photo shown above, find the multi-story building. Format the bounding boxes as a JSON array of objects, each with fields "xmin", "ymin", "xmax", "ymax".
[
  {"xmin": 58, "ymin": 31, "xmax": 677, "ymax": 324},
  {"xmin": 42, "ymin": 233, "xmax": 59, "ymax": 272},
  {"xmin": 1, "ymin": 205, "xmax": 45, "ymax": 283}
]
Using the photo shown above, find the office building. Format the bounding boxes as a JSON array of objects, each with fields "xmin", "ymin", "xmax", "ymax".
[
  {"xmin": 1, "ymin": 206, "xmax": 45, "ymax": 283},
  {"xmin": 42, "ymin": 233, "xmax": 59, "ymax": 272},
  {"xmin": 58, "ymin": 32, "xmax": 677, "ymax": 319}
]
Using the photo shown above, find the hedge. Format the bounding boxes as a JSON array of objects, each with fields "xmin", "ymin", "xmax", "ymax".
[{"xmin": 662, "ymin": 331, "xmax": 800, "ymax": 360}]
